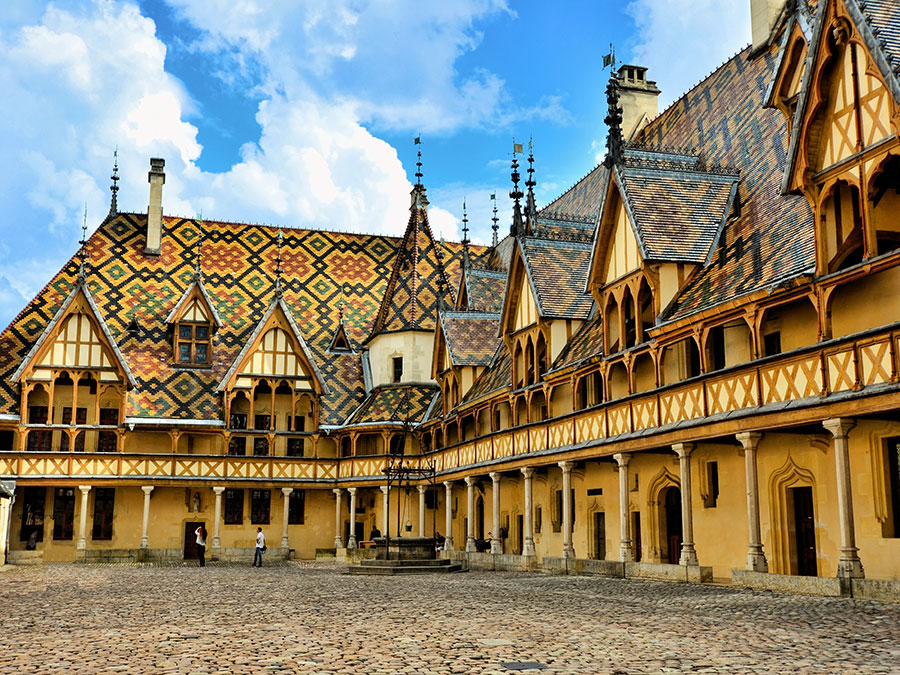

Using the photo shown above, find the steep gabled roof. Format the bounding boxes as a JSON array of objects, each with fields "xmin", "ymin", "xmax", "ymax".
[
  {"xmin": 460, "ymin": 268, "xmax": 507, "ymax": 313},
  {"xmin": 165, "ymin": 277, "xmax": 223, "ymax": 328},
  {"xmin": 547, "ymin": 310, "xmax": 604, "ymax": 375},
  {"xmin": 520, "ymin": 237, "xmax": 594, "ymax": 319},
  {"xmin": 540, "ymin": 164, "xmax": 608, "ymax": 221},
  {"xmin": 439, "ymin": 311, "xmax": 501, "ymax": 367},
  {"xmin": 343, "ymin": 383, "xmax": 438, "ymax": 426},
  {"xmin": 459, "ymin": 343, "xmax": 511, "ymax": 408}
]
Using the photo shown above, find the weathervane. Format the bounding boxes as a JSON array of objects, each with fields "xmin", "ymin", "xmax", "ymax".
[
  {"xmin": 491, "ymin": 192, "xmax": 499, "ymax": 246},
  {"xmin": 509, "ymin": 139, "xmax": 524, "ymax": 237}
]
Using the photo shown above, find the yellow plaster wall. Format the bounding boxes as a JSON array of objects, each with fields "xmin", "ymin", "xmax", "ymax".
[
  {"xmin": 368, "ymin": 331, "xmax": 436, "ymax": 386},
  {"xmin": 830, "ymin": 265, "xmax": 900, "ymax": 338},
  {"xmin": 514, "ymin": 273, "xmax": 538, "ymax": 331},
  {"xmin": 604, "ymin": 202, "xmax": 641, "ymax": 284}
]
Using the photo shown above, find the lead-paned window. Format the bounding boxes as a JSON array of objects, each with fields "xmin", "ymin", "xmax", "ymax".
[
  {"xmin": 26, "ymin": 407, "xmax": 51, "ymax": 452},
  {"xmin": 224, "ymin": 489, "xmax": 244, "ymax": 524},
  {"xmin": 97, "ymin": 408, "xmax": 118, "ymax": 452},
  {"xmin": 251, "ymin": 489, "xmax": 270, "ymax": 524},
  {"xmin": 176, "ymin": 322, "xmax": 211, "ymax": 365},
  {"xmin": 92, "ymin": 488, "xmax": 115, "ymax": 540},
  {"xmin": 288, "ymin": 490, "xmax": 305, "ymax": 524}
]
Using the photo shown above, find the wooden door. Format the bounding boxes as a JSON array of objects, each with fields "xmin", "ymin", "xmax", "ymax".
[
  {"xmin": 664, "ymin": 487, "xmax": 682, "ymax": 565},
  {"xmin": 184, "ymin": 521, "xmax": 203, "ymax": 560},
  {"xmin": 515, "ymin": 514, "xmax": 524, "ymax": 554},
  {"xmin": 593, "ymin": 512, "xmax": 606, "ymax": 560},
  {"xmin": 791, "ymin": 487, "xmax": 817, "ymax": 576},
  {"xmin": 632, "ymin": 511, "xmax": 642, "ymax": 562}
]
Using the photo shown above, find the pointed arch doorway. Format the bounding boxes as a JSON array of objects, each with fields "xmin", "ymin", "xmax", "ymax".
[{"xmin": 661, "ymin": 486, "xmax": 683, "ymax": 564}]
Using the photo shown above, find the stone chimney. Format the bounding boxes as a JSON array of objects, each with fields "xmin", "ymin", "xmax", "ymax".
[
  {"xmin": 751, "ymin": 0, "xmax": 786, "ymax": 53},
  {"xmin": 616, "ymin": 65, "xmax": 660, "ymax": 141},
  {"xmin": 146, "ymin": 157, "xmax": 165, "ymax": 256}
]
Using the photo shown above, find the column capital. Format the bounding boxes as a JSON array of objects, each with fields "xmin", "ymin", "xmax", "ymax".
[
  {"xmin": 489, "ymin": 471, "xmax": 501, "ymax": 482},
  {"xmin": 333, "ymin": 488, "xmax": 342, "ymax": 496},
  {"xmin": 380, "ymin": 485, "xmax": 389, "ymax": 494},
  {"xmin": 416, "ymin": 484, "xmax": 426, "ymax": 494},
  {"xmin": 520, "ymin": 467, "xmax": 534, "ymax": 479},
  {"xmin": 823, "ymin": 417, "xmax": 856, "ymax": 439},
  {"xmin": 347, "ymin": 487, "xmax": 357, "ymax": 496},
  {"xmin": 464, "ymin": 476, "xmax": 478, "ymax": 487},
  {"xmin": 141, "ymin": 485, "xmax": 154, "ymax": 495},
  {"xmin": 281, "ymin": 487, "xmax": 293, "ymax": 497},
  {"xmin": 78, "ymin": 485, "xmax": 91, "ymax": 494},
  {"xmin": 442, "ymin": 480, "xmax": 454, "ymax": 489},
  {"xmin": 613, "ymin": 452, "xmax": 631, "ymax": 467},
  {"xmin": 735, "ymin": 432, "xmax": 762, "ymax": 450},
  {"xmin": 672, "ymin": 442, "xmax": 695, "ymax": 459},
  {"xmin": 213, "ymin": 486, "xmax": 225, "ymax": 495},
  {"xmin": 558, "ymin": 460, "xmax": 574, "ymax": 473}
]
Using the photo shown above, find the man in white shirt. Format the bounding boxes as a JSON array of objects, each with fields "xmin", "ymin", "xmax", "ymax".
[{"xmin": 253, "ymin": 527, "xmax": 265, "ymax": 567}]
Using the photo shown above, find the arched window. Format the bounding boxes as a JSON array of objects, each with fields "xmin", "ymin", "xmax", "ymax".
[{"xmin": 821, "ymin": 180, "xmax": 863, "ymax": 272}]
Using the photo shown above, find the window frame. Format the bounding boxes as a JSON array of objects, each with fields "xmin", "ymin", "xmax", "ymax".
[
  {"xmin": 224, "ymin": 488, "xmax": 244, "ymax": 525},
  {"xmin": 175, "ymin": 321, "xmax": 212, "ymax": 366},
  {"xmin": 91, "ymin": 487, "xmax": 115, "ymax": 540},
  {"xmin": 250, "ymin": 489, "xmax": 271, "ymax": 525}
]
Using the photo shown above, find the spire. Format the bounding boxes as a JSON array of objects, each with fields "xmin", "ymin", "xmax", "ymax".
[
  {"xmin": 194, "ymin": 213, "xmax": 204, "ymax": 281},
  {"xmin": 108, "ymin": 147, "xmax": 119, "ymax": 218},
  {"xmin": 603, "ymin": 71, "xmax": 625, "ymax": 168},
  {"xmin": 77, "ymin": 204, "xmax": 89, "ymax": 283},
  {"xmin": 491, "ymin": 192, "xmax": 499, "ymax": 247},
  {"xmin": 509, "ymin": 141, "xmax": 525, "ymax": 237},
  {"xmin": 461, "ymin": 199, "xmax": 470, "ymax": 263},
  {"xmin": 411, "ymin": 136, "xmax": 429, "ymax": 210},
  {"xmin": 525, "ymin": 136, "xmax": 537, "ymax": 234},
  {"xmin": 338, "ymin": 297, "xmax": 345, "ymax": 325},
  {"xmin": 414, "ymin": 135, "xmax": 423, "ymax": 186},
  {"xmin": 274, "ymin": 229, "xmax": 284, "ymax": 299}
]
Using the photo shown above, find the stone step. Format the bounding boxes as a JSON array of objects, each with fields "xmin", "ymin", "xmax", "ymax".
[
  {"xmin": 358, "ymin": 558, "xmax": 448, "ymax": 567},
  {"xmin": 346, "ymin": 563, "xmax": 465, "ymax": 575}
]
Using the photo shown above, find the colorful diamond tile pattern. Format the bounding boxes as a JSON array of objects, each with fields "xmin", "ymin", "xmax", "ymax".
[
  {"xmin": 520, "ymin": 238, "xmax": 594, "ymax": 319},
  {"xmin": 345, "ymin": 384, "xmax": 438, "ymax": 425},
  {"xmin": 440, "ymin": 312, "xmax": 501, "ymax": 367}
]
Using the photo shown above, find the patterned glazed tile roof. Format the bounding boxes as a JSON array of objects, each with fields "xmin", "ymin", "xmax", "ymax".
[
  {"xmin": 439, "ymin": 311, "xmax": 501, "ymax": 367},
  {"xmin": 616, "ymin": 153, "xmax": 738, "ymax": 263},
  {"xmin": 460, "ymin": 343, "xmax": 511, "ymax": 407},
  {"xmin": 540, "ymin": 165, "xmax": 608, "ymax": 221},
  {"xmin": 0, "ymin": 214, "xmax": 478, "ymax": 422},
  {"xmin": 462, "ymin": 268, "xmax": 507, "ymax": 313},
  {"xmin": 634, "ymin": 46, "xmax": 816, "ymax": 322},
  {"xmin": 367, "ymin": 195, "xmax": 455, "ymax": 339},
  {"xmin": 852, "ymin": 0, "xmax": 900, "ymax": 100},
  {"xmin": 344, "ymin": 383, "xmax": 438, "ymax": 425},
  {"xmin": 520, "ymin": 237, "xmax": 594, "ymax": 320},
  {"xmin": 548, "ymin": 311, "xmax": 604, "ymax": 374}
]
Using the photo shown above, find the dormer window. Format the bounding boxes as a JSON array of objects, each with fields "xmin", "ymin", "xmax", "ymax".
[
  {"xmin": 176, "ymin": 322, "xmax": 210, "ymax": 365},
  {"xmin": 392, "ymin": 356, "xmax": 403, "ymax": 383}
]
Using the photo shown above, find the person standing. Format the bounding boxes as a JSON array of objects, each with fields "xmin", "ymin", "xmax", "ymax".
[
  {"xmin": 253, "ymin": 527, "xmax": 265, "ymax": 567},
  {"xmin": 195, "ymin": 525, "xmax": 207, "ymax": 567}
]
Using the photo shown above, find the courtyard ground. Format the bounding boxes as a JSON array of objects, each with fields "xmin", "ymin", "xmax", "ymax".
[{"xmin": 0, "ymin": 561, "xmax": 897, "ymax": 674}]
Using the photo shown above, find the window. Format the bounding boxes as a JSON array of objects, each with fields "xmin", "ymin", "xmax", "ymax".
[
  {"xmin": 253, "ymin": 414, "xmax": 270, "ymax": 456},
  {"xmin": 53, "ymin": 487, "xmax": 76, "ymax": 540},
  {"xmin": 251, "ymin": 489, "xmax": 270, "ymax": 524},
  {"xmin": 97, "ymin": 408, "xmax": 118, "ymax": 452},
  {"xmin": 228, "ymin": 413, "xmax": 247, "ymax": 456},
  {"xmin": 224, "ymin": 489, "xmax": 244, "ymax": 524},
  {"xmin": 92, "ymin": 488, "xmax": 115, "ymax": 540},
  {"xmin": 0, "ymin": 430, "xmax": 12, "ymax": 451},
  {"xmin": 19, "ymin": 487, "xmax": 45, "ymax": 542},
  {"xmin": 176, "ymin": 322, "xmax": 211, "ymax": 365},
  {"xmin": 424, "ymin": 488, "xmax": 438, "ymax": 510},
  {"xmin": 292, "ymin": 416, "xmax": 306, "ymax": 432},
  {"xmin": 708, "ymin": 325, "xmax": 726, "ymax": 371},
  {"xmin": 763, "ymin": 332, "xmax": 782, "ymax": 357},
  {"xmin": 389, "ymin": 434, "xmax": 405, "ymax": 455},
  {"xmin": 286, "ymin": 438, "xmax": 304, "ymax": 457},
  {"xmin": 288, "ymin": 490, "xmax": 305, "ymax": 525},
  {"xmin": 392, "ymin": 356, "xmax": 403, "ymax": 383},
  {"xmin": 886, "ymin": 437, "xmax": 900, "ymax": 538},
  {"xmin": 60, "ymin": 407, "xmax": 87, "ymax": 452},
  {"xmin": 26, "ymin": 406, "xmax": 51, "ymax": 452}
]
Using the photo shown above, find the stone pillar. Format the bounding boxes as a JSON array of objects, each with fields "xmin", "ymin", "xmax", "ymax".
[
  {"xmin": 489, "ymin": 472, "xmax": 502, "ymax": 554},
  {"xmin": 465, "ymin": 476, "xmax": 477, "ymax": 552},
  {"xmin": 380, "ymin": 485, "xmax": 389, "ymax": 537},
  {"xmin": 736, "ymin": 432, "xmax": 767, "ymax": 572},
  {"xmin": 823, "ymin": 418, "xmax": 864, "ymax": 578},
  {"xmin": 281, "ymin": 488, "xmax": 293, "ymax": 549},
  {"xmin": 443, "ymin": 481, "xmax": 454, "ymax": 551},
  {"xmin": 673, "ymin": 444, "xmax": 698, "ymax": 566},
  {"xmin": 140, "ymin": 486, "xmax": 153, "ymax": 549},
  {"xmin": 333, "ymin": 488, "xmax": 343, "ymax": 549},
  {"xmin": 417, "ymin": 485, "xmax": 427, "ymax": 538},
  {"xmin": 347, "ymin": 488, "xmax": 357, "ymax": 549},
  {"xmin": 613, "ymin": 453, "xmax": 634, "ymax": 562},
  {"xmin": 212, "ymin": 487, "xmax": 224, "ymax": 550},
  {"xmin": 521, "ymin": 467, "xmax": 536, "ymax": 557},
  {"xmin": 77, "ymin": 485, "xmax": 91, "ymax": 551},
  {"xmin": 559, "ymin": 461, "xmax": 575, "ymax": 559}
]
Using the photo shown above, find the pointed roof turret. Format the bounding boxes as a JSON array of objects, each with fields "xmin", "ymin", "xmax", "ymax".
[
  {"xmin": 108, "ymin": 148, "xmax": 119, "ymax": 218},
  {"xmin": 510, "ymin": 142, "xmax": 525, "ymax": 237}
]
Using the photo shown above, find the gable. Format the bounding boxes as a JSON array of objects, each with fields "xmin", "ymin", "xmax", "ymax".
[
  {"xmin": 500, "ymin": 244, "xmax": 542, "ymax": 336},
  {"xmin": 604, "ymin": 197, "xmax": 642, "ymax": 283},
  {"xmin": 514, "ymin": 270, "xmax": 539, "ymax": 331}
]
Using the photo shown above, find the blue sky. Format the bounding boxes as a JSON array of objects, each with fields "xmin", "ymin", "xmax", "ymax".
[{"xmin": 0, "ymin": 0, "xmax": 751, "ymax": 329}]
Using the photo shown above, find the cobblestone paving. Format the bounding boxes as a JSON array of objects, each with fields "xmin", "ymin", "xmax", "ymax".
[{"xmin": 0, "ymin": 562, "xmax": 897, "ymax": 674}]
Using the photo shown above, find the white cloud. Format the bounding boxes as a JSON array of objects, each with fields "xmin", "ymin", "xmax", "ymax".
[{"xmin": 626, "ymin": 0, "xmax": 751, "ymax": 109}]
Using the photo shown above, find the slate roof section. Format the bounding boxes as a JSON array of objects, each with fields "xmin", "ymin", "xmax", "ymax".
[
  {"xmin": 540, "ymin": 165, "xmax": 608, "ymax": 221},
  {"xmin": 439, "ymin": 311, "xmax": 501, "ymax": 367},
  {"xmin": 462, "ymin": 268, "xmax": 507, "ymax": 313},
  {"xmin": 635, "ymin": 46, "xmax": 816, "ymax": 322},
  {"xmin": 547, "ymin": 311, "xmax": 604, "ymax": 374},
  {"xmin": 520, "ymin": 237, "xmax": 594, "ymax": 320},
  {"xmin": 344, "ymin": 383, "xmax": 438, "ymax": 426},
  {"xmin": 459, "ymin": 344, "xmax": 511, "ymax": 408}
]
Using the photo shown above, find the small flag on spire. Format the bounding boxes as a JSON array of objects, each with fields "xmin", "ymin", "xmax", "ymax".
[
  {"xmin": 490, "ymin": 192, "xmax": 496, "ymax": 201},
  {"xmin": 414, "ymin": 136, "xmax": 421, "ymax": 145},
  {"xmin": 513, "ymin": 143, "xmax": 523, "ymax": 154},
  {"xmin": 603, "ymin": 44, "xmax": 616, "ymax": 69}
]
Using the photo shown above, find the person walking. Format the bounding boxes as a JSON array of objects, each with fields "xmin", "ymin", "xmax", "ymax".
[
  {"xmin": 253, "ymin": 527, "xmax": 265, "ymax": 567},
  {"xmin": 195, "ymin": 525, "xmax": 207, "ymax": 567}
]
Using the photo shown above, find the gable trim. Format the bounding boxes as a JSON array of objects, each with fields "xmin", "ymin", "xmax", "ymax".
[{"xmin": 165, "ymin": 280, "xmax": 224, "ymax": 328}]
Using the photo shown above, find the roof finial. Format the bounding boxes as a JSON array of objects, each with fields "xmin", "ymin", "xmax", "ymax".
[
  {"xmin": 410, "ymin": 136, "xmax": 429, "ymax": 210},
  {"xmin": 604, "ymin": 68, "xmax": 625, "ymax": 168},
  {"xmin": 461, "ymin": 198, "xmax": 470, "ymax": 256},
  {"xmin": 510, "ymin": 140, "xmax": 525, "ymax": 237},
  {"xmin": 274, "ymin": 229, "xmax": 284, "ymax": 298},
  {"xmin": 194, "ymin": 212, "xmax": 204, "ymax": 281},
  {"xmin": 338, "ymin": 296, "xmax": 345, "ymax": 324},
  {"xmin": 108, "ymin": 147, "xmax": 119, "ymax": 218},
  {"xmin": 490, "ymin": 192, "xmax": 499, "ymax": 247},
  {"xmin": 414, "ymin": 135, "xmax": 423, "ymax": 186},
  {"xmin": 525, "ymin": 136, "xmax": 537, "ymax": 234},
  {"xmin": 77, "ymin": 203, "xmax": 89, "ymax": 282}
]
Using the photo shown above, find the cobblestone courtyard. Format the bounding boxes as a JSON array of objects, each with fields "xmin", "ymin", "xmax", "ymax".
[{"xmin": 0, "ymin": 562, "xmax": 897, "ymax": 674}]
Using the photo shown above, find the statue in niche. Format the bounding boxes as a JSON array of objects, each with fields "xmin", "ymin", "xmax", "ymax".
[{"xmin": 192, "ymin": 492, "xmax": 201, "ymax": 513}]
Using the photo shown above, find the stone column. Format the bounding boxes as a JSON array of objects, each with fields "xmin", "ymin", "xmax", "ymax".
[
  {"xmin": 559, "ymin": 461, "xmax": 575, "ymax": 558},
  {"xmin": 465, "ymin": 476, "xmax": 477, "ymax": 552},
  {"xmin": 521, "ymin": 467, "xmax": 536, "ymax": 557},
  {"xmin": 417, "ymin": 485, "xmax": 427, "ymax": 537},
  {"xmin": 823, "ymin": 418, "xmax": 864, "ymax": 578},
  {"xmin": 77, "ymin": 485, "xmax": 91, "ymax": 550},
  {"xmin": 347, "ymin": 488, "xmax": 357, "ymax": 549},
  {"xmin": 443, "ymin": 481, "xmax": 454, "ymax": 551},
  {"xmin": 380, "ymin": 485, "xmax": 389, "ymax": 537},
  {"xmin": 333, "ymin": 488, "xmax": 343, "ymax": 549},
  {"xmin": 613, "ymin": 453, "xmax": 634, "ymax": 562},
  {"xmin": 281, "ymin": 488, "xmax": 293, "ymax": 549},
  {"xmin": 139, "ymin": 486, "xmax": 153, "ymax": 549},
  {"xmin": 212, "ymin": 487, "xmax": 224, "ymax": 550},
  {"xmin": 736, "ymin": 432, "xmax": 767, "ymax": 572},
  {"xmin": 489, "ymin": 472, "xmax": 502, "ymax": 554},
  {"xmin": 673, "ymin": 443, "xmax": 698, "ymax": 566}
]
